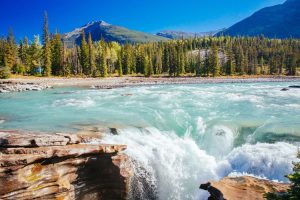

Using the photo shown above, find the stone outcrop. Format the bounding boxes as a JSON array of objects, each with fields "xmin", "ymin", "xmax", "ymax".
[
  {"xmin": 200, "ymin": 176, "xmax": 290, "ymax": 200},
  {"xmin": 0, "ymin": 81, "xmax": 51, "ymax": 93},
  {"xmin": 0, "ymin": 131, "xmax": 132, "ymax": 200}
]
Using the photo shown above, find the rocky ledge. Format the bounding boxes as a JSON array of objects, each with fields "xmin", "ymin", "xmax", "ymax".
[
  {"xmin": 0, "ymin": 131, "xmax": 132, "ymax": 200},
  {"xmin": 0, "ymin": 81, "xmax": 51, "ymax": 93},
  {"xmin": 200, "ymin": 176, "xmax": 290, "ymax": 200}
]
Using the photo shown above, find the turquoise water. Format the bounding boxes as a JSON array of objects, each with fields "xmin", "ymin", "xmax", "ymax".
[{"xmin": 0, "ymin": 82, "xmax": 300, "ymax": 199}]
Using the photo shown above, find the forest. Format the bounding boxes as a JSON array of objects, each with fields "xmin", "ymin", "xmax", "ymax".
[{"xmin": 0, "ymin": 13, "xmax": 299, "ymax": 78}]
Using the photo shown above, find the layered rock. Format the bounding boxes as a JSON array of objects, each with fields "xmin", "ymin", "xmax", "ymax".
[
  {"xmin": 0, "ymin": 131, "xmax": 132, "ymax": 200},
  {"xmin": 200, "ymin": 176, "xmax": 290, "ymax": 200},
  {"xmin": 0, "ymin": 81, "xmax": 51, "ymax": 93}
]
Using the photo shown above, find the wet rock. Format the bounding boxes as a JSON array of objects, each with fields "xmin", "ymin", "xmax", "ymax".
[
  {"xmin": 200, "ymin": 176, "xmax": 290, "ymax": 200},
  {"xmin": 281, "ymin": 88, "xmax": 289, "ymax": 91},
  {"xmin": 110, "ymin": 128, "xmax": 118, "ymax": 135},
  {"xmin": 0, "ymin": 131, "xmax": 132, "ymax": 200},
  {"xmin": 289, "ymin": 85, "xmax": 300, "ymax": 89},
  {"xmin": 200, "ymin": 182, "xmax": 224, "ymax": 200},
  {"xmin": 121, "ymin": 93, "xmax": 133, "ymax": 96}
]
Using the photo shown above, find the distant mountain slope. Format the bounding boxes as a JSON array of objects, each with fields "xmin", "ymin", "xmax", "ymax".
[
  {"xmin": 156, "ymin": 29, "xmax": 224, "ymax": 39},
  {"xmin": 219, "ymin": 0, "xmax": 300, "ymax": 38},
  {"xmin": 62, "ymin": 21, "xmax": 168, "ymax": 46}
]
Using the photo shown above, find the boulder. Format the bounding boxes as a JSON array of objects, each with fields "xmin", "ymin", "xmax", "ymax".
[{"xmin": 200, "ymin": 176, "xmax": 290, "ymax": 200}]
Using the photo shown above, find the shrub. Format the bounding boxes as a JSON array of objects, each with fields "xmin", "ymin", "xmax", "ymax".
[{"xmin": 0, "ymin": 66, "xmax": 11, "ymax": 79}]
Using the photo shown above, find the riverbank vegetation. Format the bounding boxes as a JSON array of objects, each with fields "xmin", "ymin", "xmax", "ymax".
[{"xmin": 0, "ymin": 13, "xmax": 299, "ymax": 79}]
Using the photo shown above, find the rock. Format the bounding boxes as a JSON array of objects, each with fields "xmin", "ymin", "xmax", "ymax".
[
  {"xmin": 289, "ymin": 85, "xmax": 300, "ymax": 88},
  {"xmin": 0, "ymin": 81, "xmax": 51, "ymax": 93},
  {"xmin": 200, "ymin": 176, "xmax": 290, "ymax": 200},
  {"xmin": 110, "ymin": 128, "xmax": 119, "ymax": 135},
  {"xmin": 200, "ymin": 182, "xmax": 224, "ymax": 200},
  {"xmin": 0, "ymin": 131, "xmax": 132, "ymax": 200},
  {"xmin": 281, "ymin": 88, "xmax": 289, "ymax": 91}
]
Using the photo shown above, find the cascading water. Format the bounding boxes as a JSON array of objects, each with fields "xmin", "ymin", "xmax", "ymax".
[
  {"xmin": 103, "ymin": 127, "xmax": 298, "ymax": 200},
  {"xmin": 0, "ymin": 82, "xmax": 300, "ymax": 199}
]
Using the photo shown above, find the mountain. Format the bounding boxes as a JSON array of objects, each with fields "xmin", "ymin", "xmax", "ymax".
[
  {"xmin": 156, "ymin": 29, "xmax": 224, "ymax": 39},
  {"xmin": 62, "ymin": 21, "xmax": 168, "ymax": 46},
  {"xmin": 219, "ymin": 0, "xmax": 300, "ymax": 38}
]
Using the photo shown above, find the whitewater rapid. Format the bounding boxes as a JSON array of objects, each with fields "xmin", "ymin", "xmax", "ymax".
[
  {"xmin": 103, "ymin": 126, "xmax": 298, "ymax": 200},
  {"xmin": 0, "ymin": 82, "xmax": 299, "ymax": 199}
]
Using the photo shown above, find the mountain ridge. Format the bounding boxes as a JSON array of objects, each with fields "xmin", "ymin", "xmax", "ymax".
[
  {"xmin": 156, "ymin": 29, "xmax": 225, "ymax": 39},
  {"xmin": 218, "ymin": 0, "xmax": 300, "ymax": 38},
  {"xmin": 62, "ymin": 20, "xmax": 168, "ymax": 46}
]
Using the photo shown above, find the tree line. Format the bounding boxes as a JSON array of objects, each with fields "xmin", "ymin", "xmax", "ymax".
[{"xmin": 0, "ymin": 13, "xmax": 299, "ymax": 78}]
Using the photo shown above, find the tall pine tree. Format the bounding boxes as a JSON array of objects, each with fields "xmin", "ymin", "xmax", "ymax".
[
  {"xmin": 80, "ymin": 31, "xmax": 89, "ymax": 76},
  {"xmin": 42, "ymin": 11, "xmax": 52, "ymax": 76}
]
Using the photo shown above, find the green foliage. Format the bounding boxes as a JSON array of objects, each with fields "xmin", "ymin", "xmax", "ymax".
[
  {"xmin": 28, "ymin": 35, "xmax": 42, "ymax": 75},
  {"xmin": 88, "ymin": 33, "xmax": 96, "ymax": 76},
  {"xmin": 42, "ymin": 12, "xmax": 51, "ymax": 76},
  {"xmin": 80, "ymin": 31, "xmax": 89, "ymax": 75},
  {"xmin": 210, "ymin": 44, "xmax": 220, "ymax": 77},
  {"xmin": 0, "ymin": 66, "xmax": 11, "ymax": 79},
  {"xmin": 117, "ymin": 50, "xmax": 123, "ymax": 77},
  {"xmin": 5, "ymin": 30, "xmax": 17, "ymax": 68},
  {"xmin": 51, "ymin": 32, "xmax": 63, "ymax": 75},
  {"xmin": 1, "ymin": 14, "xmax": 300, "ymax": 78},
  {"xmin": 12, "ymin": 63, "xmax": 25, "ymax": 74}
]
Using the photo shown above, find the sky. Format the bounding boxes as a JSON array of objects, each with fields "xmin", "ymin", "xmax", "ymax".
[{"xmin": 1, "ymin": 0, "xmax": 285, "ymax": 41}]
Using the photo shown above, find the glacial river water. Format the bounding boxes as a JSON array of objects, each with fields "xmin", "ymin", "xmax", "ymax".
[{"xmin": 0, "ymin": 82, "xmax": 300, "ymax": 199}]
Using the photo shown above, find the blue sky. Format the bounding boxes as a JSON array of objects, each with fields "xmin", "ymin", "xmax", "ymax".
[{"xmin": 1, "ymin": 0, "xmax": 285, "ymax": 41}]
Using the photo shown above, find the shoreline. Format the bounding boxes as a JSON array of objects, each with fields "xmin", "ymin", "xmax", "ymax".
[{"xmin": 3, "ymin": 76, "xmax": 300, "ymax": 88}]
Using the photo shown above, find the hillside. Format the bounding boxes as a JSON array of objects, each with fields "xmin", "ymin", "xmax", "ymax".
[
  {"xmin": 219, "ymin": 0, "xmax": 300, "ymax": 38},
  {"xmin": 156, "ymin": 29, "xmax": 223, "ymax": 39},
  {"xmin": 62, "ymin": 21, "xmax": 168, "ymax": 46}
]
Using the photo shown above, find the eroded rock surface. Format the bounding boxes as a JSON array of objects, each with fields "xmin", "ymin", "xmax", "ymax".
[
  {"xmin": 0, "ymin": 131, "xmax": 132, "ymax": 200},
  {"xmin": 201, "ymin": 176, "xmax": 290, "ymax": 200}
]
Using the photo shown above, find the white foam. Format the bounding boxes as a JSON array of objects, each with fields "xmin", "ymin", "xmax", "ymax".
[
  {"xmin": 103, "ymin": 127, "xmax": 219, "ymax": 200},
  {"xmin": 52, "ymin": 97, "xmax": 95, "ymax": 108},
  {"xmin": 200, "ymin": 125, "xmax": 237, "ymax": 158},
  {"xmin": 225, "ymin": 93, "xmax": 263, "ymax": 103},
  {"xmin": 196, "ymin": 117, "xmax": 206, "ymax": 136},
  {"xmin": 223, "ymin": 142, "xmax": 298, "ymax": 181}
]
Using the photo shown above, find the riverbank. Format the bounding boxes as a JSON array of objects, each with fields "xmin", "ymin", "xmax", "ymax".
[{"xmin": 4, "ymin": 76, "xmax": 300, "ymax": 89}]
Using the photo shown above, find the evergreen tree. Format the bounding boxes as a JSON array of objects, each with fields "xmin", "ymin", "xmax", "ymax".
[
  {"xmin": 203, "ymin": 49, "xmax": 210, "ymax": 76},
  {"xmin": 28, "ymin": 35, "xmax": 42, "ymax": 75},
  {"xmin": 195, "ymin": 49, "xmax": 201, "ymax": 76},
  {"xmin": 100, "ymin": 47, "xmax": 108, "ymax": 77},
  {"xmin": 42, "ymin": 11, "xmax": 52, "ymax": 76},
  {"xmin": 88, "ymin": 33, "xmax": 96, "ymax": 76},
  {"xmin": 5, "ymin": 30, "xmax": 17, "ymax": 69},
  {"xmin": 0, "ymin": 37, "xmax": 6, "ymax": 66},
  {"xmin": 117, "ymin": 50, "xmax": 123, "ymax": 77},
  {"xmin": 225, "ymin": 46, "xmax": 236, "ymax": 75},
  {"xmin": 210, "ymin": 44, "xmax": 220, "ymax": 77},
  {"xmin": 80, "ymin": 31, "xmax": 89, "ymax": 75},
  {"xmin": 51, "ymin": 31, "xmax": 63, "ymax": 75},
  {"xmin": 286, "ymin": 53, "xmax": 297, "ymax": 76},
  {"xmin": 23, "ymin": 37, "xmax": 30, "ymax": 73}
]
